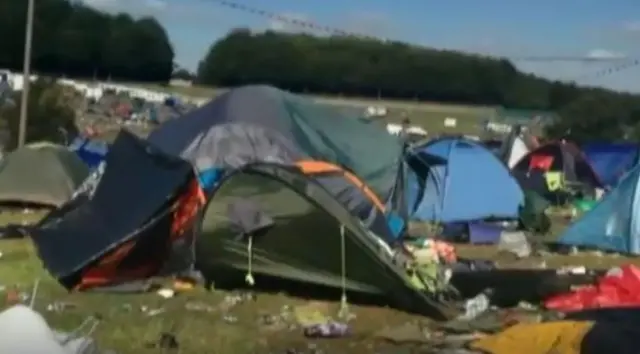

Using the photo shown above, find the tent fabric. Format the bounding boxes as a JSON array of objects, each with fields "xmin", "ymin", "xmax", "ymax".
[
  {"xmin": 581, "ymin": 143, "xmax": 639, "ymax": 187},
  {"xmin": 469, "ymin": 321, "xmax": 593, "ymax": 354},
  {"xmin": 0, "ymin": 143, "xmax": 89, "ymax": 207},
  {"xmin": 468, "ymin": 222, "xmax": 503, "ymax": 244},
  {"xmin": 195, "ymin": 162, "xmax": 453, "ymax": 319},
  {"xmin": 147, "ymin": 85, "xmax": 402, "ymax": 202},
  {"xmin": 512, "ymin": 141, "xmax": 603, "ymax": 190},
  {"xmin": 497, "ymin": 126, "xmax": 539, "ymax": 168},
  {"xmin": 407, "ymin": 137, "xmax": 524, "ymax": 223},
  {"xmin": 556, "ymin": 164, "xmax": 640, "ymax": 254},
  {"xmin": 545, "ymin": 265, "xmax": 640, "ymax": 312},
  {"xmin": 68, "ymin": 136, "xmax": 108, "ymax": 169},
  {"xmin": 30, "ymin": 130, "xmax": 196, "ymax": 289}
]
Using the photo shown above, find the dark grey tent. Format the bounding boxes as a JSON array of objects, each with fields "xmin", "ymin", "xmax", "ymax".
[
  {"xmin": 147, "ymin": 85, "xmax": 404, "ymax": 231},
  {"xmin": 0, "ymin": 143, "xmax": 89, "ymax": 207}
]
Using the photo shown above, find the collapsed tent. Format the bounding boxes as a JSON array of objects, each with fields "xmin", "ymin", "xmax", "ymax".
[
  {"xmin": 31, "ymin": 130, "xmax": 452, "ymax": 319},
  {"xmin": 0, "ymin": 143, "xmax": 89, "ymax": 207},
  {"xmin": 557, "ymin": 164, "xmax": 640, "ymax": 254},
  {"xmin": 148, "ymin": 84, "xmax": 404, "ymax": 239},
  {"xmin": 581, "ymin": 142, "xmax": 639, "ymax": 187},
  {"xmin": 195, "ymin": 163, "xmax": 451, "ymax": 317},
  {"xmin": 512, "ymin": 141, "xmax": 603, "ymax": 200},
  {"xmin": 407, "ymin": 137, "xmax": 524, "ymax": 222},
  {"xmin": 32, "ymin": 130, "xmax": 202, "ymax": 290},
  {"xmin": 30, "ymin": 130, "xmax": 204, "ymax": 289}
]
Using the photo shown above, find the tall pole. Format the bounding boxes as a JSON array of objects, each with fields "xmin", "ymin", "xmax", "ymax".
[{"xmin": 18, "ymin": 0, "xmax": 35, "ymax": 148}]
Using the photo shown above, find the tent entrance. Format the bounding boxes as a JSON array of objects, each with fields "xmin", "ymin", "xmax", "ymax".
[{"xmin": 197, "ymin": 171, "xmax": 388, "ymax": 294}]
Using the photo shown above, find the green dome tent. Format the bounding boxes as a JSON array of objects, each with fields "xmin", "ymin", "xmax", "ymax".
[{"xmin": 0, "ymin": 143, "xmax": 89, "ymax": 207}]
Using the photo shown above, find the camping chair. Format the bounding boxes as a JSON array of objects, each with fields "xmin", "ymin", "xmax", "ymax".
[{"xmin": 543, "ymin": 172, "xmax": 565, "ymax": 192}]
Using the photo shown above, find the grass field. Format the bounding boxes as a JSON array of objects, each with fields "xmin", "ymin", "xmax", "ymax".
[{"xmin": 129, "ymin": 82, "xmax": 496, "ymax": 137}]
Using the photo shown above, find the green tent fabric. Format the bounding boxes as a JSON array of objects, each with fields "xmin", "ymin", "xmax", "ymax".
[
  {"xmin": 0, "ymin": 143, "xmax": 89, "ymax": 207},
  {"xmin": 519, "ymin": 189, "xmax": 551, "ymax": 233},
  {"xmin": 195, "ymin": 164, "xmax": 455, "ymax": 319}
]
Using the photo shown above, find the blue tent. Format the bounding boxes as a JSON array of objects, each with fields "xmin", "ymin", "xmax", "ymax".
[
  {"xmin": 558, "ymin": 164, "xmax": 640, "ymax": 254},
  {"xmin": 68, "ymin": 136, "xmax": 108, "ymax": 169},
  {"xmin": 407, "ymin": 137, "xmax": 524, "ymax": 223},
  {"xmin": 582, "ymin": 143, "xmax": 639, "ymax": 187}
]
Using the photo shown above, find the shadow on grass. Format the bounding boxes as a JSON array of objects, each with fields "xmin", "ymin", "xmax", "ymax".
[{"xmin": 205, "ymin": 266, "xmax": 394, "ymax": 309}]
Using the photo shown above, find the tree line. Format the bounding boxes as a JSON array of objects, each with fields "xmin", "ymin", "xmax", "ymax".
[
  {"xmin": 0, "ymin": 0, "xmax": 635, "ymax": 143},
  {"xmin": 0, "ymin": 0, "xmax": 174, "ymax": 82},
  {"xmin": 197, "ymin": 29, "xmax": 640, "ymax": 142}
]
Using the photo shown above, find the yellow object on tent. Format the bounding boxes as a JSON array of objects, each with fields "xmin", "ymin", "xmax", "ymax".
[
  {"xmin": 469, "ymin": 321, "xmax": 593, "ymax": 354},
  {"xmin": 544, "ymin": 172, "xmax": 564, "ymax": 191}
]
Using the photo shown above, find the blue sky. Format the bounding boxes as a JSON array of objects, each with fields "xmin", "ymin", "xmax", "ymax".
[{"xmin": 85, "ymin": 0, "xmax": 640, "ymax": 92}]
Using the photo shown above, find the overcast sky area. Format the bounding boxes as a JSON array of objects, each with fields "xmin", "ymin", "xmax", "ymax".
[{"xmin": 83, "ymin": 0, "xmax": 640, "ymax": 92}]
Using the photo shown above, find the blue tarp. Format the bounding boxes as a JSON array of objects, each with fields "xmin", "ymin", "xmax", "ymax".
[
  {"xmin": 68, "ymin": 137, "xmax": 108, "ymax": 169},
  {"xmin": 407, "ymin": 137, "xmax": 524, "ymax": 223},
  {"xmin": 558, "ymin": 164, "xmax": 640, "ymax": 254},
  {"xmin": 582, "ymin": 143, "xmax": 639, "ymax": 187}
]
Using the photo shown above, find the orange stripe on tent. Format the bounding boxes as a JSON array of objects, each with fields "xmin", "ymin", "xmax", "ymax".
[{"xmin": 296, "ymin": 160, "xmax": 385, "ymax": 212}]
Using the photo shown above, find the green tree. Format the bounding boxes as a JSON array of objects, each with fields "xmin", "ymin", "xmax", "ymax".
[
  {"xmin": 546, "ymin": 93, "xmax": 629, "ymax": 143},
  {"xmin": 198, "ymin": 30, "xmax": 640, "ymax": 142},
  {"xmin": 0, "ymin": 80, "xmax": 78, "ymax": 151},
  {"xmin": 0, "ymin": 0, "xmax": 175, "ymax": 82}
]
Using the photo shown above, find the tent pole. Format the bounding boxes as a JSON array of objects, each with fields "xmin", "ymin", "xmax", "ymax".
[{"xmin": 18, "ymin": 0, "xmax": 35, "ymax": 148}]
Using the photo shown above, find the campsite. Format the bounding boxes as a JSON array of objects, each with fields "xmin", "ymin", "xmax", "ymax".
[
  {"xmin": 2, "ymin": 1, "xmax": 640, "ymax": 353},
  {"xmin": 0, "ymin": 81, "xmax": 636, "ymax": 353}
]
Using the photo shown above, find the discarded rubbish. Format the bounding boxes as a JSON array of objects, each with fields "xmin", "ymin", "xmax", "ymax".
[
  {"xmin": 220, "ymin": 292, "xmax": 255, "ymax": 311},
  {"xmin": 303, "ymin": 322, "xmax": 350, "ymax": 338},
  {"xmin": 185, "ymin": 301, "xmax": 215, "ymax": 313},
  {"xmin": 46, "ymin": 302, "xmax": 77, "ymax": 313},
  {"xmin": 172, "ymin": 279, "xmax": 195, "ymax": 292},
  {"xmin": 145, "ymin": 308, "xmax": 165, "ymax": 317},
  {"xmin": 556, "ymin": 266, "xmax": 587, "ymax": 275},
  {"xmin": 223, "ymin": 315, "xmax": 238, "ymax": 323},
  {"xmin": 294, "ymin": 302, "xmax": 331, "ymax": 326},
  {"xmin": 457, "ymin": 290, "xmax": 491, "ymax": 320},
  {"xmin": 156, "ymin": 288, "xmax": 175, "ymax": 298}
]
